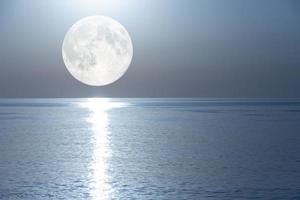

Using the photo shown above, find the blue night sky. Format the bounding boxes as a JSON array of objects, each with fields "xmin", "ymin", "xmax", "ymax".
[{"xmin": 0, "ymin": 0, "xmax": 300, "ymax": 97}]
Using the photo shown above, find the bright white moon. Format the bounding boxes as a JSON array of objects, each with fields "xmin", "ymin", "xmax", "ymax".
[{"xmin": 62, "ymin": 16, "xmax": 133, "ymax": 86}]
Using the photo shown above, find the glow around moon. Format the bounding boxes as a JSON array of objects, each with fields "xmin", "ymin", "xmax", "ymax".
[{"xmin": 62, "ymin": 16, "xmax": 133, "ymax": 86}]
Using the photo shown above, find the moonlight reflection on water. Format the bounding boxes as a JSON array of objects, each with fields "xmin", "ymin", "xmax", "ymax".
[
  {"xmin": 79, "ymin": 98, "xmax": 126, "ymax": 200},
  {"xmin": 0, "ymin": 99, "xmax": 300, "ymax": 199}
]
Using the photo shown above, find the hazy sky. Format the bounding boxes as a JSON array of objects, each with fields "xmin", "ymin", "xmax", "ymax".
[{"xmin": 0, "ymin": 0, "xmax": 300, "ymax": 98}]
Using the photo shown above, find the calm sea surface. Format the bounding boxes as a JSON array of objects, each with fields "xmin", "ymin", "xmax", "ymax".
[{"xmin": 0, "ymin": 98, "xmax": 300, "ymax": 199}]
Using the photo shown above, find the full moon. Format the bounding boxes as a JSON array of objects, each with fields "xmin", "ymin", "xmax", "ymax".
[{"xmin": 62, "ymin": 16, "xmax": 133, "ymax": 86}]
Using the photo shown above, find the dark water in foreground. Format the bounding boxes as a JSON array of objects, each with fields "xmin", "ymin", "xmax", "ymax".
[{"xmin": 0, "ymin": 98, "xmax": 300, "ymax": 199}]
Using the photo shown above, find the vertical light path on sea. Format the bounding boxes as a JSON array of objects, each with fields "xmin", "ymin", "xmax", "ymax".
[{"xmin": 79, "ymin": 98, "xmax": 126, "ymax": 200}]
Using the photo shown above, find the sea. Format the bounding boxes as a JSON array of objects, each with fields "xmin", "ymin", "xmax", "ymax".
[{"xmin": 0, "ymin": 98, "xmax": 299, "ymax": 200}]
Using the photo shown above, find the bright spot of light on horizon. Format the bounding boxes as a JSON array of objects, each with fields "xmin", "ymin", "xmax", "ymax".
[{"xmin": 79, "ymin": 98, "xmax": 127, "ymax": 200}]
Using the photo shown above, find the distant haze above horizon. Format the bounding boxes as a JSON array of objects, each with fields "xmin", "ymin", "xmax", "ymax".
[{"xmin": 0, "ymin": 0, "xmax": 300, "ymax": 98}]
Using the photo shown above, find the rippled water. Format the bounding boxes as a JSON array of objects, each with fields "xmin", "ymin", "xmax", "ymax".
[{"xmin": 0, "ymin": 98, "xmax": 300, "ymax": 199}]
